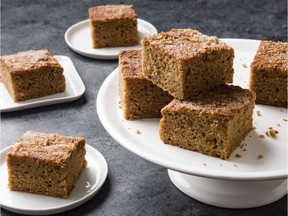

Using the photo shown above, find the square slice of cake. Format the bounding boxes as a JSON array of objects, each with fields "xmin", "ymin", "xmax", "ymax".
[
  {"xmin": 89, "ymin": 5, "xmax": 139, "ymax": 48},
  {"xmin": 0, "ymin": 49, "xmax": 66, "ymax": 102},
  {"xmin": 6, "ymin": 131, "xmax": 87, "ymax": 198},
  {"xmin": 141, "ymin": 28, "xmax": 234, "ymax": 100},
  {"xmin": 119, "ymin": 49, "xmax": 173, "ymax": 120},
  {"xmin": 249, "ymin": 40, "xmax": 288, "ymax": 107},
  {"xmin": 159, "ymin": 85, "xmax": 256, "ymax": 160}
]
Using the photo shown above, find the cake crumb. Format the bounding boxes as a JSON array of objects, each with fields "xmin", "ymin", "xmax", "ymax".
[
  {"xmin": 235, "ymin": 153, "xmax": 242, "ymax": 158},
  {"xmin": 243, "ymin": 148, "xmax": 246, "ymax": 151},
  {"xmin": 203, "ymin": 163, "xmax": 207, "ymax": 166},
  {"xmin": 257, "ymin": 154, "xmax": 264, "ymax": 159},
  {"xmin": 220, "ymin": 164, "xmax": 223, "ymax": 166},
  {"xmin": 283, "ymin": 118, "xmax": 288, "ymax": 122},
  {"xmin": 135, "ymin": 129, "xmax": 141, "ymax": 134},
  {"xmin": 266, "ymin": 128, "xmax": 278, "ymax": 138},
  {"xmin": 242, "ymin": 63, "xmax": 248, "ymax": 68},
  {"xmin": 259, "ymin": 134, "xmax": 265, "ymax": 138},
  {"xmin": 252, "ymin": 126, "xmax": 256, "ymax": 130},
  {"xmin": 277, "ymin": 124, "xmax": 281, "ymax": 127},
  {"xmin": 234, "ymin": 164, "xmax": 238, "ymax": 167},
  {"xmin": 256, "ymin": 110, "xmax": 261, "ymax": 116}
]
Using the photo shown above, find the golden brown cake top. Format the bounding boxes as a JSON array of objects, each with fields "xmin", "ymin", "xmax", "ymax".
[
  {"xmin": 251, "ymin": 40, "xmax": 288, "ymax": 72},
  {"xmin": 119, "ymin": 49, "xmax": 142, "ymax": 78},
  {"xmin": 0, "ymin": 49, "xmax": 63, "ymax": 74},
  {"xmin": 7, "ymin": 131, "xmax": 85, "ymax": 164},
  {"xmin": 89, "ymin": 5, "xmax": 137, "ymax": 22},
  {"xmin": 163, "ymin": 85, "xmax": 255, "ymax": 117},
  {"xmin": 141, "ymin": 28, "xmax": 233, "ymax": 61}
]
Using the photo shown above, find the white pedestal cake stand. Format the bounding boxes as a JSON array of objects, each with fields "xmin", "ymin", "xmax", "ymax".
[{"xmin": 97, "ymin": 39, "xmax": 288, "ymax": 208}]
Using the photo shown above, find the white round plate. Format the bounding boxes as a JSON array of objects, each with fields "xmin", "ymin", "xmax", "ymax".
[
  {"xmin": 96, "ymin": 39, "xmax": 287, "ymax": 182},
  {"xmin": 0, "ymin": 144, "xmax": 108, "ymax": 215},
  {"xmin": 65, "ymin": 18, "xmax": 157, "ymax": 60}
]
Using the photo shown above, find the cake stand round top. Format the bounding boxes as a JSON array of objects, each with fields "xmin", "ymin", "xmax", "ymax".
[{"xmin": 97, "ymin": 39, "xmax": 287, "ymax": 181}]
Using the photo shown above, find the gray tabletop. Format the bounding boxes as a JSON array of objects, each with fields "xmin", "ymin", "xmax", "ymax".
[{"xmin": 1, "ymin": 0, "xmax": 287, "ymax": 215}]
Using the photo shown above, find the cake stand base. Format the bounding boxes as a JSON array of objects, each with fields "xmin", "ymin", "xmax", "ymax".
[{"xmin": 168, "ymin": 169, "xmax": 287, "ymax": 208}]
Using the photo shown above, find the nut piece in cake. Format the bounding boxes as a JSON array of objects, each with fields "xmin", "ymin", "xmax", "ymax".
[
  {"xmin": 159, "ymin": 85, "xmax": 256, "ymax": 160},
  {"xmin": 6, "ymin": 131, "xmax": 87, "ymax": 198},
  {"xmin": 119, "ymin": 49, "xmax": 173, "ymax": 120},
  {"xmin": 249, "ymin": 40, "xmax": 288, "ymax": 107},
  {"xmin": 141, "ymin": 28, "xmax": 234, "ymax": 100},
  {"xmin": 0, "ymin": 49, "xmax": 65, "ymax": 102},
  {"xmin": 88, "ymin": 5, "xmax": 139, "ymax": 48}
]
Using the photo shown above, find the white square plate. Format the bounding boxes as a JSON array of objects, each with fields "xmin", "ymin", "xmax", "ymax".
[{"xmin": 0, "ymin": 55, "xmax": 85, "ymax": 112}]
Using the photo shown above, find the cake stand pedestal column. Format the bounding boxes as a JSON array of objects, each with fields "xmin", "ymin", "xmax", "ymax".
[{"xmin": 168, "ymin": 169, "xmax": 287, "ymax": 208}]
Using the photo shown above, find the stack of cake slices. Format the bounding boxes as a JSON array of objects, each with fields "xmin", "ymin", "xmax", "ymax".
[{"xmin": 118, "ymin": 28, "xmax": 257, "ymax": 160}]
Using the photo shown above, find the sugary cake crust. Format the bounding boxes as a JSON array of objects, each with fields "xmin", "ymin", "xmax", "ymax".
[
  {"xmin": 141, "ymin": 28, "xmax": 233, "ymax": 61},
  {"xmin": 8, "ymin": 131, "xmax": 85, "ymax": 164},
  {"xmin": 119, "ymin": 49, "xmax": 142, "ymax": 77},
  {"xmin": 251, "ymin": 40, "xmax": 288, "ymax": 72},
  {"xmin": 89, "ymin": 5, "xmax": 137, "ymax": 22},
  {"xmin": 166, "ymin": 85, "xmax": 255, "ymax": 117},
  {"xmin": 0, "ymin": 49, "xmax": 63, "ymax": 74}
]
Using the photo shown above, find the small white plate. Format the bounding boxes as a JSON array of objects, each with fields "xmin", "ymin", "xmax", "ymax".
[
  {"xmin": 0, "ymin": 144, "xmax": 108, "ymax": 215},
  {"xmin": 64, "ymin": 18, "xmax": 157, "ymax": 59},
  {"xmin": 97, "ymin": 39, "xmax": 287, "ymax": 181},
  {"xmin": 0, "ymin": 56, "xmax": 85, "ymax": 112}
]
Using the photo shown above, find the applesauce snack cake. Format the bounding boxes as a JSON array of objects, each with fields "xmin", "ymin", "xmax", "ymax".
[
  {"xmin": 119, "ymin": 49, "xmax": 173, "ymax": 119},
  {"xmin": 89, "ymin": 5, "xmax": 139, "ymax": 48},
  {"xmin": 6, "ymin": 131, "xmax": 87, "ymax": 198},
  {"xmin": 249, "ymin": 40, "xmax": 288, "ymax": 107},
  {"xmin": 0, "ymin": 49, "xmax": 65, "ymax": 102},
  {"xmin": 141, "ymin": 28, "xmax": 234, "ymax": 100},
  {"xmin": 159, "ymin": 85, "xmax": 256, "ymax": 160}
]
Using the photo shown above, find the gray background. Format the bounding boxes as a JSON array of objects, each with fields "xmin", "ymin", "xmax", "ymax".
[{"xmin": 1, "ymin": 0, "xmax": 287, "ymax": 215}]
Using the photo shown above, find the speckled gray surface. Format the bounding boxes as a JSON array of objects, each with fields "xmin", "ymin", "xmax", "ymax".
[{"xmin": 1, "ymin": 0, "xmax": 287, "ymax": 215}]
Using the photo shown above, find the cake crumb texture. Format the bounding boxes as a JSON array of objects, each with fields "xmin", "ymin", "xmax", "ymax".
[{"xmin": 6, "ymin": 131, "xmax": 87, "ymax": 198}]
